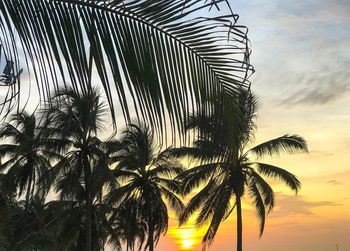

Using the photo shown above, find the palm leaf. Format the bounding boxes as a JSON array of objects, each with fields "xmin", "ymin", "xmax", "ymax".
[
  {"xmin": 178, "ymin": 163, "xmax": 219, "ymax": 194},
  {"xmin": 255, "ymin": 162, "xmax": 301, "ymax": 192},
  {"xmin": 248, "ymin": 169, "xmax": 275, "ymax": 213},
  {"xmin": 179, "ymin": 178, "xmax": 218, "ymax": 224},
  {"xmin": 248, "ymin": 181, "xmax": 265, "ymax": 237},
  {"xmin": 249, "ymin": 135, "xmax": 308, "ymax": 157},
  {"xmin": 159, "ymin": 185, "xmax": 184, "ymax": 216},
  {"xmin": 0, "ymin": 0, "xmax": 253, "ymax": 138},
  {"xmin": 201, "ymin": 183, "xmax": 232, "ymax": 249}
]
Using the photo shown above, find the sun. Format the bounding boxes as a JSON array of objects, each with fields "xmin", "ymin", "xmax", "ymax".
[
  {"xmin": 168, "ymin": 212, "xmax": 208, "ymax": 250},
  {"xmin": 181, "ymin": 239, "xmax": 194, "ymax": 249},
  {"xmin": 168, "ymin": 224, "xmax": 206, "ymax": 250}
]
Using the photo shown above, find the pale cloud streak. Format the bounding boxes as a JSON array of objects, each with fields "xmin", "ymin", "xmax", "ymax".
[{"xmin": 269, "ymin": 192, "xmax": 339, "ymax": 218}]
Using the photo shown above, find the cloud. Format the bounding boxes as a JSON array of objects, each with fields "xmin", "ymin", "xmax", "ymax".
[
  {"xmin": 281, "ymin": 81, "xmax": 350, "ymax": 106},
  {"xmin": 279, "ymin": 54, "xmax": 350, "ymax": 106},
  {"xmin": 269, "ymin": 193, "xmax": 339, "ymax": 218},
  {"xmin": 327, "ymin": 180, "xmax": 339, "ymax": 185},
  {"xmin": 238, "ymin": 0, "xmax": 350, "ymax": 112}
]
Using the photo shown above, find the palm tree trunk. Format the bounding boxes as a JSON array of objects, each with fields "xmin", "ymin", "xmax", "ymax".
[
  {"xmin": 236, "ymin": 195, "xmax": 243, "ymax": 251},
  {"xmin": 25, "ymin": 176, "xmax": 32, "ymax": 209},
  {"xmin": 148, "ymin": 207, "xmax": 154, "ymax": 251},
  {"xmin": 83, "ymin": 155, "xmax": 92, "ymax": 251},
  {"xmin": 148, "ymin": 216, "xmax": 154, "ymax": 251}
]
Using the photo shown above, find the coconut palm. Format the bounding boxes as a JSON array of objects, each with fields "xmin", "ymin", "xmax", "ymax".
[
  {"xmin": 42, "ymin": 86, "xmax": 110, "ymax": 251},
  {"xmin": 0, "ymin": 112, "xmax": 52, "ymax": 207},
  {"xmin": 0, "ymin": 196, "xmax": 59, "ymax": 250},
  {"xmin": 106, "ymin": 123, "xmax": 185, "ymax": 251},
  {"xmin": 172, "ymin": 90, "xmax": 308, "ymax": 251},
  {"xmin": 0, "ymin": 0, "xmax": 253, "ymax": 136}
]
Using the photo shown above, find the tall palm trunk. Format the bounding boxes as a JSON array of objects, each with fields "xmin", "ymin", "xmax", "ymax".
[
  {"xmin": 148, "ymin": 213, "xmax": 154, "ymax": 251},
  {"xmin": 83, "ymin": 153, "xmax": 92, "ymax": 251},
  {"xmin": 236, "ymin": 195, "xmax": 243, "ymax": 251},
  {"xmin": 25, "ymin": 173, "xmax": 32, "ymax": 209},
  {"xmin": 25, "ymin": 160, "xmax": 33, "ymax": 209},
  {"xmin": 148, "ymin": 220, "xmax": 154, "ymax": 251}
]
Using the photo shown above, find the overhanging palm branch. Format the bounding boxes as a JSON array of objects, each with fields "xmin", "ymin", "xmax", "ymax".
[{"xmin": 0, "ymin": 0, "xmax": 253, "ymax": 138}]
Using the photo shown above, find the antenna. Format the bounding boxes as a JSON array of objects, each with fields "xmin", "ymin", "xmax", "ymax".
[{"xmin": 0, "ymin": 44, "xmax": 23, "ymax": 86}]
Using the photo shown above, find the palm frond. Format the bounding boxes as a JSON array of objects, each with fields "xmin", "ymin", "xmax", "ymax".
[
  {"xmin": 159, "ymin": 186, "xmax": 184, "ymax": 216},
  {"xmin": 150, "ymin": 160, "xmax": 185, "ymax": 178},
  {"xmin": 0, "ymin": 0, "xmax": 253, "ymax": 138},
  {"xmin": 179, "ymin": 179, "xmax": 218, "ymax": 224},
  {"xmin": 201, "ymin": 183, "xmax": 232, "ymax": 249},
  {"xmin": 248, "ymin": 169, "xmax": 275, "ymax": 213},
  {"xmin": 255, "ymin": 162, "xmax": 301, "ymax": 192},
  {"xmin": 177, "ymin": 163, "xmax": 219, "ymax": 194},
  {"xmin": 153, "ymin": 177, "xmax": 182, "ymax": 194},
  {"xmin": 248, "ymin": 182, "xmax": 265, "ymax": 237},
  {"xmin": 249, "ymin": 135, "xmax": 308, "ymax": 157}
]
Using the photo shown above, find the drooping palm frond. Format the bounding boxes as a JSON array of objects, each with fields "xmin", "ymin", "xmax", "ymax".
[
  {"xmin": 249, "ymin": 135, "xmax": 308, "ymax": 157},
  {"xmin": 0, "ymin": 0, "xmax": 253, "ymax": 138},
  {"xmin": 254, "ymin": 162, "xmax": 301, "ymax": 192},
  {"xmin": 179, "ymin": 178, "xmax": 218, "ymax": 224},
  {"xmin": 200, "ymin": 182, "xmax": 232, "ymax": 248},
  {"xmin": 178, "ymin": 163, "xmax": 219, "ymax": 194},
  {"xmin": 248, "ymin": 181, "xmax": 265, "ymax": 236},
  {"xmin": 248, "ymin": 169, "xmax": 275, "ymax": 212}
]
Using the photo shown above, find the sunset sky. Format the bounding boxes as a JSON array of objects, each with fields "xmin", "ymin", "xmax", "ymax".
[
  {"xmin": 1, "ymin": 0, "xmax": 349, "ymax": 251},
  {"xmin": 156, "ymin": 1, "xmax": 350, "ymax": 250}
]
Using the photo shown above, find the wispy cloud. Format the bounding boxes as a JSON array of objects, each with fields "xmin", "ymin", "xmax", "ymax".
[
  {"xmin": 269, "ymin": 193, "xmax": 339, "ymax": 218},
  {"xmin": 280, "ymin": 76, "xmax": 350, "ymax": 106},
  {"xmin": 327, "ymin": 180, "xmax": 340, "ymax": 185}
]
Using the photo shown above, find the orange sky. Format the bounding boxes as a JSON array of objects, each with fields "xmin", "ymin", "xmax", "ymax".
[{"xmin": 155, "ymin": 148, "xmax": 350, "ymax": 250}]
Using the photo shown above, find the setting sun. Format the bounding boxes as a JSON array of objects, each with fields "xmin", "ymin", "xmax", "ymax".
[
  {"xmin": 182, "ymin": 239, "xmax": 194, "ymax": 249},
  {"xmin": 168, "ymin": 223, "xmax": 208, "ymax": 251}
]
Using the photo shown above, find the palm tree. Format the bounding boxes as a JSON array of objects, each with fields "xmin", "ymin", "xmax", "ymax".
[
  {"xmin": 43, "ymin": 86, "xmax": 110, "ymax": 251},
  {"xmin": 0, "ymin": 0, "xmax": 253, "ymax": 136},
  {"xmin": 106, "ymin": 123, "xmax": 185, "ymax": 251},
  {"xmin": 172, "ymin": 90, "xmax": 308, "ymax": 251},
  {"xmin": 0, "ymin": 196, "xmax": 58, "ymax": 250},
  {"xmin": 0, "ymin": 112, "xmax": 52, "ymax": 207}
]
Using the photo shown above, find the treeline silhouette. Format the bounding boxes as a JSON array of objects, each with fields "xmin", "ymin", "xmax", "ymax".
[{"xmin": 0, "ymin": 87, "xmax": 308, "ymax": 251}]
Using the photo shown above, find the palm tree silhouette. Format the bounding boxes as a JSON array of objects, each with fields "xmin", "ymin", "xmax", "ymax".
[
  {"xmin": 172, "ymin": 90, "xmax": 308, "ymax": 251},
  {"xmin": 107, "ymin": 123, "xmax": 185, "ymax": 251},
  {"xmin": 0, "ymin": 195, "xmax": 60, "ymax": 250},
  {"xmin": 42, "ymin": 87, "xmax": 109, "ymax": 251},
  {"xmin": 0, "ymin": 112, "xmax": 53, "ymax": 208}
]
